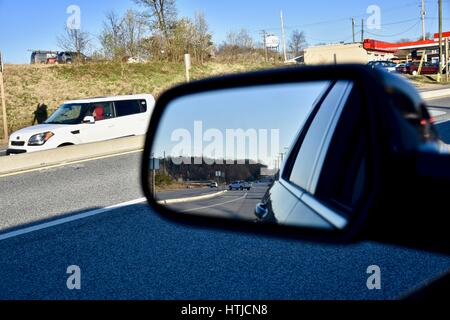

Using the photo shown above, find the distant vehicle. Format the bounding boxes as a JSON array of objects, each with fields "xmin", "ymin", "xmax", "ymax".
[
  {"xmin": 7, "ymin": 94, "xmax": 155, "ymax": 155},
  {"xmin": 209, "ymin": 182, "xmax": 219, "ymax": 188},
  {"xmin": 396, "ymin": 62, "xmax": 439, "ymax": 75},
  {"xmin": 47, "ymin": 57, "xmax": 57, "ymax": 64},
  {"xmin": 368, "ymin": 61, "xmax": 397, "ymax": 73},
  {"xmin": 57, "ymin": 52, "xmax": 88, "ymax": 64},
  {"xmin": 126, "ymin": 56, "xmax": 147, "ymax": 64},
  {"xmin": 285, "ymin": 56, "xmax": 304, "ymax": 65},
  {"xmin": 228, "ymin": 181, "xmax": 251, "ymax": 191},
  {"xmin": 30, "ymin": 51, "xmax": 57, "ymax": 64}
]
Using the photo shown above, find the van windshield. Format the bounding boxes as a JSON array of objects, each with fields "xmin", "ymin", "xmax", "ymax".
[{"xmin": 45, "ymin": 103, "xmax": 90, "ymax": 125}]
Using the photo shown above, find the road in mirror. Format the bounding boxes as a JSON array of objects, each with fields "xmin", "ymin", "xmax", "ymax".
[{"xmin": 149, "ymin": 81, "xmax": 339, "ymax": 228}]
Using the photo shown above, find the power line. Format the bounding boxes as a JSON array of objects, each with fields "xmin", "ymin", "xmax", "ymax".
[
  {"xmin": 247, "ymin": 0, "xmax": 422, "ymax": 33},
  {"xmin": 366, "ymin": 20, "xmax": 421, "ymax": 37}
]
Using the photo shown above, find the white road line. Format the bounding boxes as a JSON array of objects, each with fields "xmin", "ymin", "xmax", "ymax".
[
  {"xmin": 181, "ymin": 193, "xmax": 248, "ymax": 213},
  {"xmin": 0, "ymin": 198, "xmax": 147, "ymax": 242}
]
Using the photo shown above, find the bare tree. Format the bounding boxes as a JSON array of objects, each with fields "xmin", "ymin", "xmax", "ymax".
[
  {"xmin": 171, "ymin": 18, "xmax": 195, "ymax": 62},
  {"xmin": 134, "ymin": 0, "xmax": 177, "ymax": 38},
  {"xmin": 193, "ymin": 12, "xmax": 212, "ymax": 64},
  {"xmin": 58, "ymin": 27, "xmax": 91, "ymax": 57},
  {"xmin": 100, "ymin": 11, "xmax": 126, "ymax": 60},
  {"xmin": 134, "ymin": 0, "xmax": 178, "ymax": 61},
  {"xmin": 122, "ymin": 10, "xmax": 147, "ymax": 58},
  {"xmin": 100, "ymin": 10, "xmax": 148, "ymax": 60},
  {"xmin": 217, "ymin": 29, "xmax": 257, "ymax": 61},
  {"xmin": 226, "ymin": 29, "xmax": 254, "ymax": 48},
  {"xmin": 288, "ymin": 30, "xmax": 307, "ymax": 58}
]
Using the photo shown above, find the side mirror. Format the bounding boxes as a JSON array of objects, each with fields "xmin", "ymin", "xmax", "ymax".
[
  {"xmin": 83, "ymin": 116, "xmax": 95, "ymax": 124},
  {"xmin": 141, "ymin": 64, "xmax": 450, "ymax": 254}
]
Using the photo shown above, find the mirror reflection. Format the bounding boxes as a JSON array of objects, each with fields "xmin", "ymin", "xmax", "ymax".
[{"xmin": 149, "ymin": 80, "xmax": 360, "ymax": 230}]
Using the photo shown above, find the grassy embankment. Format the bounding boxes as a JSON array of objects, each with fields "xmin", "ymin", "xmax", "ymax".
[{"xmin": 0, "ymin": 61, "xmax": 279, "ymax": 141}]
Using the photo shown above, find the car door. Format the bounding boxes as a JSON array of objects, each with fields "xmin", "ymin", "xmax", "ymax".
[
  {"xmin": 423, "ymin": 62, "xmax": 435, "ymax": 74},
  {"xmin": 112, "ymin": 99, "xmax": 149, "ymax": 138},
  {"xmin": 77, "ymin": 102, "xmax": 117, "ymax": 143},
  {"xmin": 267, "ymin": 80, "xmax": 369, "ymax": 229}
]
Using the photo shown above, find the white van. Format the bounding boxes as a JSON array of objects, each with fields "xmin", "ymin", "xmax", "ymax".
[{"xmin": 7, "ymin": 94, "xmax": 155, "ymax": 155}]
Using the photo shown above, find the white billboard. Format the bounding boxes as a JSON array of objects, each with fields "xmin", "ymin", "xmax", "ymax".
[{"xmin": 265, "ymin": 35, "xmax": 280, "ymax": 48}]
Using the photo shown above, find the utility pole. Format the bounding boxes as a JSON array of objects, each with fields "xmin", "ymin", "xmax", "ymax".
[
  {"xmin": 280, "ymin": 10, "xmax": 288, "ymax": 62},
  {"xmin": 438, "ymin": 0, "xmax": 443, "ymax": 82},
  {"xmin": 352, "ymin": 18, "xmax": 356, "ymax": 43},
  {"xmin": 261, "ymin": 30, "xmax": 268, "ymax": 62},
  {"xmin": 446, "ymin": 37, "xmax": 449, "ymax": 82},
  {"xmin": 421, "ymin": 0, "xmax": 426, "ymax": 40},
  {"xmin": 361, "ymin": 19, "xmax": 364, "ymax": 43},
  {"xmin": 0, "ymin": 51, "xmax": 8, "ymax": 143}
]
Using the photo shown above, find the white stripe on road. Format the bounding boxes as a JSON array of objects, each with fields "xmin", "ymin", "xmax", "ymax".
[
  {"xmin": 181, "ymin": 193, "xmax": 248, "ymax": 213},
  {"xmin": 0, "ymin": 198, "xmax": 147, "ymax": 242}
]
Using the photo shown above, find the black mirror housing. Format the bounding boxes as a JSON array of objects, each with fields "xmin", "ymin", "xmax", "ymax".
[{"xmin": 141, "ymin": 64, "xmax": 450, "ymax": 254}]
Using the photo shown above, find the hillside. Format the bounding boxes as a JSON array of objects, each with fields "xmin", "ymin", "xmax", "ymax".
[{"xmin": 0, "ymin": 61, "xmax": 279, "ymax": 140}]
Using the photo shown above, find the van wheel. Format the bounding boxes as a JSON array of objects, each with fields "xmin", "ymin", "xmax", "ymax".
[
  {"xmin": 412, "ymin": 70, "xmax": 418, "ymax": 76},
  {"xmin": 58, "ymin": 143, "xmax": 74, "ymax": 148}
]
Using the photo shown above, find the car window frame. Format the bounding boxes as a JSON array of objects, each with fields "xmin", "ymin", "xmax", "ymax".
[
  {"xmin": 314, "ymin": 85, "xmax": 372, "ymax": 217},
  {"xmin": 276, "ymin": 81, "xmax": 366, "ymax": 229},
  {"xmin": 281, "ymin": 81, "xmax": 354, "ymax": 194}
]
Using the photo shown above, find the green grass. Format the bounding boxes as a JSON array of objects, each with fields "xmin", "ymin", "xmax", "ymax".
[{"xmin": 0, "ymin": 61, "xmax": 278, "ymax": 140}]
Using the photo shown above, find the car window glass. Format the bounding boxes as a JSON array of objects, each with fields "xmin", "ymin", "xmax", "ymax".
[
  {"xmin": 315, "ymin": 87, "xmax": 368, "ymax": 214},
  {"xmin": 288, "ymin": 81, "xmax": 353, "ymax": 192},
  {"xmin": 115, "ymin": 99, "xmax": 144, "ymax": 117},
  {"xmin": 45, "ymin": 103, "xmax": 87, "ymax": 125},
  {"xmin": 89, "ymin": 102, "xmax": 114, "ymax": 121}
]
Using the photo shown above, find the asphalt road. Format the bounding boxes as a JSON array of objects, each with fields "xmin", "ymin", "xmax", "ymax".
[
  {"xmin": 165, "ymin": 185, "xmax": 269, "ymax": 221},
  {"xmin": 0, "ymin": 97, "xmax": 449, "ymax": 300},
  {"xmin": 0, "ymin": 151, "xmax": 449, "ymax": 299},
  {"xmin": 157, "ymin": 187, "xmax": 222, "ymax": 202}
]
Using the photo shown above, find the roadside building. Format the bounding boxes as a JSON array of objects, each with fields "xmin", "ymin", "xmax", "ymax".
[
  {"xmin": 301, "ymin": 31, "xmax": 450, "ymax": 66},
  {"xmin": 364, "ymin": 31, "xmax": 450, "ymax": 64}
]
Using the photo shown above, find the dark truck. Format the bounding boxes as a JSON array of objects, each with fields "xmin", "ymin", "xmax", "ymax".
[
  {"xmin": 57, "ymin": 52, "xmax": 88, "ymax": 64},
  {"xmin": 30, "ymin": 51, "xmax": 57, "ymax": 64}
]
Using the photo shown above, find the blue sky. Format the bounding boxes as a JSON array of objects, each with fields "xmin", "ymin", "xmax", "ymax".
[
  {"xmin": 0, "ymin": 0, "xmax": 449, "ymax": 63},
  {"xmin": 152, "ymin": 81, "xmax": 329, "ymax": 167}
]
